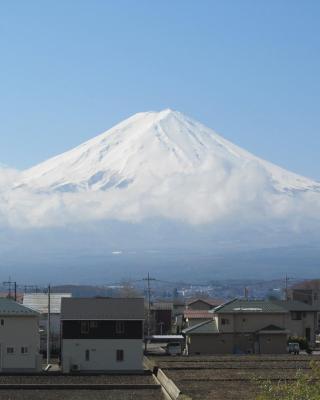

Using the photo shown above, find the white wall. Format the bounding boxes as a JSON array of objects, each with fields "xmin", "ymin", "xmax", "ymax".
[
  {"xmin": 0, "ymin": 316, "xmax": 41, "ymax": 372},
  {"xmin": 62, "ymin": 339, "xmax": 143, "ymax": 373}
]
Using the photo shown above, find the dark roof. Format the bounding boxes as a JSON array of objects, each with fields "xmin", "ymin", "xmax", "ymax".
[
  {"xmin": 187, "ymin": 298, "xmax": 225, "ymax": 307},
  {"xmin": 257, "ymin": 324, "xmax": 289, "ymax": 334},
  {"xmin": 258, "ymin": 324, "xmax": 286, "ymax": 332},
  {"xmin": 183, "ymin": 319, "xmax": 219, "ymax": 335},
  {"xmin": 271, "ymin": 300, "xmax": 319, "ymax": 312},
  {"xmin": 214, "ymin": 299, "xmax": 287, "ymax": 314},
  {"xmin": 0, "ymin": 298, "xmax": 39, "ymax": 316},
  {"xmin": 61, "ymin": 297, "xmax": 145, "ymax": 320}
]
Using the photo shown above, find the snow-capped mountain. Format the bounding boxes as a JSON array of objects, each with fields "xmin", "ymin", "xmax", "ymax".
[
  {"xmin": 15, "ymin": 109, "xmax": 320, "ymax": 194},
  {"xmin": 2, "ymin": 110, "xmax": 320, "ymax": 282}
]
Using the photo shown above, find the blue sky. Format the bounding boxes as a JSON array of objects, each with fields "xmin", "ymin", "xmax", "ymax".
[{"xmin": 0, "ymin": 0, "xmax": 319, "ymax": 180}]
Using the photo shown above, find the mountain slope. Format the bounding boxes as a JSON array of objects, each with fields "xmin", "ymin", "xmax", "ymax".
[{"xmin": 16, "ymin": 109, "xmax": 320, "ymax": 194}]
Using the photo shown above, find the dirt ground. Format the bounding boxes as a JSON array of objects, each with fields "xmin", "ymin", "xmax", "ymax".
[
  {"xmin": 0, "ymin": 389, "xmax": 163, "ymax": 400},
  {"xmin": 150, "ymin": 354, "xmax": 320, "ymax": 400},
  {"xmin": 0, "ymin": 373, "xmax": 164, "ymax": 400}
]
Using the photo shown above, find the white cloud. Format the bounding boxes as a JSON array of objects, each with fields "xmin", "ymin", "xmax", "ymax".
[{"xmin": 0, "ymin": 160, "xmax": 319, "ymax": 239}]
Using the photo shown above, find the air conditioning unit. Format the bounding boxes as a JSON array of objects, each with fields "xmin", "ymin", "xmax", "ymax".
[{"xmin": 71, "ymin": 364, "xmax": 80, "ymax": 371}]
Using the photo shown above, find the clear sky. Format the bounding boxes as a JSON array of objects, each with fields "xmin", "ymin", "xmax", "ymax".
[{"xmin": 0, "ymin": 0, "xmax": 319, "ymax": 180}]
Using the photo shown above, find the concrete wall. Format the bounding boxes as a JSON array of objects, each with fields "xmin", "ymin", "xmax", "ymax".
[
  {"xmin": 0, "ymin": 316, "xmax": 41, "ymax": 372},
  {"xmin": 62, "ymin": 339, "xmax": 143, "ymax": 373}
]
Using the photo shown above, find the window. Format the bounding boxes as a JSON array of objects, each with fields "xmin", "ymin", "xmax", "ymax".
[
  {"xmin": 116, "ymin": 349, "xmax": 124, "ymax": 362},
  {"xmin": 7, "ymin": 347, "xmax": 14, "ymax": 354},
  {"xmin": 116, "ymin": 321, "xmax": 125, "ymax": 334},
  {"xmin": 85, "ymin": 349, "xmax": 90, "ymax": 361},
  {"xmin": 81, "ymin": 321, "xmax": 90, "ymax": 334},
  {"xmin": 21, "ymin": 347, "xmax": 28, "ymax": 354},
  {"xmin": 90, "ymin": 321, "xmax": 98, "ymax": 329},
  {"xmin": 291, "ymin": 311, "xmax": 302, "ymax": 320},
  {"xmin": 0, "ymin": 319, "xmax": 4, "ymax": 326},
  {"xmin": 221, "ymin": 318, "xmax": 230, "ymax": 325}
]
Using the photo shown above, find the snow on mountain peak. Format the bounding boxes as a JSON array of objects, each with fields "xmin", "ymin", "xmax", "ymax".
[{"xmin": 16, "ymin": 109, "xmax": 319, "ymax": 196}]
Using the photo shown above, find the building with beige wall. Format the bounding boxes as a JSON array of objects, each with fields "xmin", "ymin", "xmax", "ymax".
[
  {"xmin": 0, "ymin": 298, "xmax": 41, "ymax": 372},
  {"xmin": 183, "ymin": 298, "xmax": 317, "ymax": 355}
]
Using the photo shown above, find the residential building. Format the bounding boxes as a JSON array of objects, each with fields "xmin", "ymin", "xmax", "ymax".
[
  {"xmin": 23, "ymin": 292, "xmax": 72, "ymax": 354},
  {"xmin": 289, "ymin": 288, "xmax": 320, "ymax": 331},
  {"xmin": 183, "ymin": 298, "xmax": 225, "ymax": 328},
  {"xmin": 61, "ymin": 297, "xmax": 144, "ymax": 373},
  {"xmin": 183, "ymin": 309, "xmax": 214, "ymax": 327},
  {"xmin": 150, "ymin": 302, "xmax": 172, "ymax": 334},
  {"xmin": 183, "ymin": 298, "xmax": 318, "ymax": 355},
  {"xmin": 272, "ymin": 300, "xmax": 318, "ymax": 345},
  {"xmin": 0, "ymin": 298, "xmax": 41, "ymax": 372}
]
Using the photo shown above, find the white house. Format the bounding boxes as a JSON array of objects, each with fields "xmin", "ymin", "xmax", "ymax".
[
  {"xmin": 61, "ymin": 297, "xmax": 145, "ymax": 373},
  {"xmin": 23, "ymin": 292, "xmax": 72, "ymax": 354},
  {"xmin": 0, "ymin": 298, "xmax": 41, "ymax": 372}
]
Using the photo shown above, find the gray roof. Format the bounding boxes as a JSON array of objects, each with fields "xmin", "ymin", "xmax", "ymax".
[
  {"xmin": 214, "ymin": 299, "xmax": 287, "ymax": 314},
  {"xmin": 61, "ymin": 297, "xmax": 145, "ymax": 320},
  {"xmin": 183, "ymin": 319, "xmax": 219, "ymax": 335},
  {"xmin": 23, "ymin": 293, "xmax": 72, "ymax": 314},
  {"xmin": 0, "ymin": 298, "xmax": 39, "ymax": 317}
]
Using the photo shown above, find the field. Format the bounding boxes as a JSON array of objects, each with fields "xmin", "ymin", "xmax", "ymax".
[
  {"xmin": 150, "ymin": 354, "xmax": 320, "ymax": 400},
  {"xmin": 0, "ymin": 374, "xmax": 164, "ymax": 400}
]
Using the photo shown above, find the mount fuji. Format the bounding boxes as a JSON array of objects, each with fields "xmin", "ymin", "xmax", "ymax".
[
  {"xmin": 1, "ymin": 109, "xmax": 320, "ymax": 282},
  {"xmin": 15, "ymin": 109, "xmax": 320, "ymax": 195}
]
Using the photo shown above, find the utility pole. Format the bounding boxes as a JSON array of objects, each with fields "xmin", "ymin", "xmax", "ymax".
[
  {"xmin": 143, "ymin": 273, "xmax": 156, "ymax": 336},
  {"xmin": 285, "ymin": 274, "xmax": 288, "ymax": 301},
  {"xmin": 3, "ymin": 278, "xmax": 17, "ymax": 301},
  {"xmin": 46, "ymin": 284, "xmax": 51, "ymax": 365}
]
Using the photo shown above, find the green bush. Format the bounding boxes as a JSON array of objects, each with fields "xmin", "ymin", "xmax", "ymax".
[
  {"xmin": 287, "ymin": 336, "xmax": 309, "ymax": 351},
  {"xmin": 256, "ymin": 361, "xmax": 320, "ymax": 400}
]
